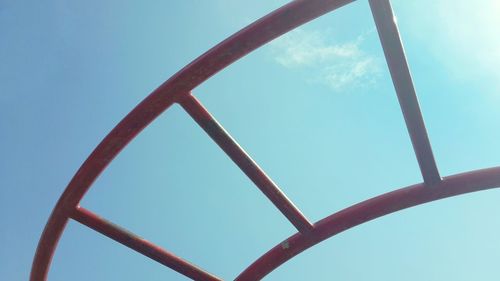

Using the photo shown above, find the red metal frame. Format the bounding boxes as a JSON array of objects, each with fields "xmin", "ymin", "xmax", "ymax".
[{"xmin": 31, "ymin": 0, "xmax": 500, "ymax": 280}]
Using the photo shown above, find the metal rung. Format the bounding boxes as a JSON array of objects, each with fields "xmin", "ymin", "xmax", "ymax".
[
  {"xmin": 369, "ymin": 0, "xmax": 441, "ymax": 185},
  {"xmin": 178, "ymin": 93, "xmax": 314, "ymax": 233},
  {"xmin": 71, "ymin": 206, "xmax": 222, "ymax": 281}
]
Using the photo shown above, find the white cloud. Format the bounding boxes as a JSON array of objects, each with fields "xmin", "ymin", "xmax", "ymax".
[{"xmin": 270, "ymin": 29, "xmax": 380, "ymax": 91}]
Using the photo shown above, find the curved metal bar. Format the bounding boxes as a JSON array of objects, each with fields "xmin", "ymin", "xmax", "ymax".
[
  {"xmin": 30, "ymin": 1, "xmax": 353, "ymax": 280},
  {"xmin": 235, "ymin": 166, "xmax": 500, "ymax": 280}
]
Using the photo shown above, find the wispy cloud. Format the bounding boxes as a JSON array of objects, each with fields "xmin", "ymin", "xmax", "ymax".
[{"xmin": 270, "ymin": 29, "xmax": 380, "ymax": 91}]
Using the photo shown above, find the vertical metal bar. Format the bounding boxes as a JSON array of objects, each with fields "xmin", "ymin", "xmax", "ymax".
[
  {"xmin": 178, "ymin": 93, "xmax": 314, "ymax": 233},
  {"xmin": 369, "ymin": 0, "xmax": 441, "ymax": 185},
  {"xmin": 71, "ymin": 207, "xmax": 222, "ymax": 281}
]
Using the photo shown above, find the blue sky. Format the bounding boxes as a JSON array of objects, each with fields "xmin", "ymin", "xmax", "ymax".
[{"xmin": 1, "ymin": 0, "xmax": 500, "ymax": 280}]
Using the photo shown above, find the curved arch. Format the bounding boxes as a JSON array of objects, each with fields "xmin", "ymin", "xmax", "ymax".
[
  {"xmin": 30, "ymin": 0, "xmax": 500, "ymax": 280},
  {"xmin": 236, "ymin": 166, "xmax": 500, "ymax": 280},
  {"xmin": 30, "ymin": 1, "xmax": 354, "ymax": 280}
]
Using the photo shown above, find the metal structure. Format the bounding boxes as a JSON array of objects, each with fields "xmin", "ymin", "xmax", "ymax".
[{"xmin": 31, "ymin": 0, "xmax": 500, "ymax": 280}]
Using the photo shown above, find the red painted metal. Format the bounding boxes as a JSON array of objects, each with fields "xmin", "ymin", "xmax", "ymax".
[
  {"xmin": 178, "ymin": 93, "xmax": 313, "ymax": 233},
  {"xmin": 236, "ymin": 166, "xmax": 500, "ymax": 280},
  {"xmin": 31, "ymin": 1, "xmax": 353, "ymax": 279},
  {"xmin": 369, "ymin": 0, "xmax": 441, "ymax": 185},
  {"xmin": 31, "ymin": 0, "xmax": 500, "ymax": 280},
  {"xmin": 71, "ymin": 207, "xmax": 221, "ymax": 281}
]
